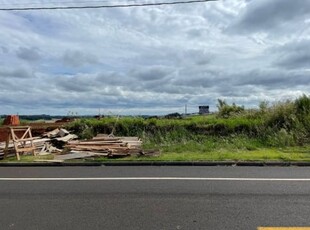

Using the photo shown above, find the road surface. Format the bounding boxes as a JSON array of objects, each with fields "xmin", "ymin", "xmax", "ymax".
[{"xmin": 0, "ymin": 166, "xmax": 309, "ymax": 230}]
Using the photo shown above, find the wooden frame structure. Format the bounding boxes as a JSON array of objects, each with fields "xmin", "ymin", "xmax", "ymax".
[{"xmin": 4, "ymin": 126, "xmax": 36, "ymax": 161}]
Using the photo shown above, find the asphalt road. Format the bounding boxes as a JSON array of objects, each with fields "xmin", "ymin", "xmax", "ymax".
[{"xmin": 0, "ymin": 166, "xmax": 309, "ymax": 230}]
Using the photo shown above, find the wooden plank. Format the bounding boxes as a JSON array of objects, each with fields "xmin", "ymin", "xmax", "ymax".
[
  {"xmin": 8, "ymin": 126, "xmax": 30, "ymax": 129},
  {"xmin": 94, "ymin": 134, "xmax": 109, "ymax": 137},
  {"xmin": 34, "ymin": 159, "xmax": 64, "ymax": 163},
  {"xmin": 14, "ymin": 137, "xmax": 37, "ymax": 142},
  {"xmin": 4, "ymin": 133, "xmax": 10, "ymax": 159},
  {"xmin": 68, "ymin": 145, "xmax": 129, "ymax": 150},
  {"xmin": 54, "ymin": 152, "xmax": 99, "ymax": 161},
  {"xmin": 10, "ymin": 128, "xmax": 20, "ymax": 160},
  {"xmin": 16, "ymin": 147, "xmax": 36, "ymax": 152},
  {"xmin": 68, "ymin": 142, "xmax": 140, "ymax": 147},
  {"xmin": 21, "ymin": 127, "xmax": 30, "ymax": 140},
  {"xmin": 29, "ymin": 127, "xmax": 36, "ymax": 156},
  {"xmin": 119, "ymin": 137, "xmax": 140, "ymax": 141},
  {"xmin": 91, "ymin": 137, "xmax": 121, "ymax": 141},
  {"xmin": 55, "ymin": 134, "xmax": 78, "ymax": 142},
  {"xmin": 70, "ymin": 151, "xmax": 109, "ymax": 156}
]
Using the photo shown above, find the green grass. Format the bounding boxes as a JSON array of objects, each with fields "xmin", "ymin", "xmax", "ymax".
[
  {"xmin": 3, "ymin": 146, "xmax": 310, "ymax": 163},
  {"xmin": 1, "ymin": 155, "xmax": 54, "ymax": 162},
  {"xmin": 88, "ymin": 146, "xmax": 310, "ymax": 162}
]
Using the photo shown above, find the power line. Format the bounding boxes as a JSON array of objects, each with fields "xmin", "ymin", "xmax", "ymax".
[
  {"xmin": 0, "ymin": 0, "xmax": 217, "ymax": 11},
  {"xmin": 0, "ymin": 0, "xmax": 118, "ymax": 6}
]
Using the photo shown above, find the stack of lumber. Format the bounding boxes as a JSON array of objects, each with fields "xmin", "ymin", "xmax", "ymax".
[
  {"xmin": 0, "ymin": 128, "xmax": 77, "ymax": 159},
  {"xmin": 65, "ymin": 134, "xmax": 142, "ymax": 158}
]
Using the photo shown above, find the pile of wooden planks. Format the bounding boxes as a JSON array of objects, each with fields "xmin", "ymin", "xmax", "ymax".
[
  {"xmin": 0, "ymin": 136, "xmax": 53, "ymax": 158},
  {"xmin": 0, "ymin": 128, "xmax": 77, "ymax": 160},
  {"xmin": 65, "ymin": 134, "xmax": 142, "ymax": 158},
  {"xmin": 1, "ymin": 129, "xmax": 159, "ymax": 161}
]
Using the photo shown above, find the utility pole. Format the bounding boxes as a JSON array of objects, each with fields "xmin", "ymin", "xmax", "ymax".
[{"xmin": 185, "ymin": 104, "xmax": 187, "ymax": 115}]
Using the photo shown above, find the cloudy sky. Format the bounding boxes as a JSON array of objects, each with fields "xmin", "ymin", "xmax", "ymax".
[{"xmin": 0, "ymin": 0, "xmax": 309, "ymax": 115}]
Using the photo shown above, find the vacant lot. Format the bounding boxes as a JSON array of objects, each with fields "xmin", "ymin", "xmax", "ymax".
[{"xmin": 63, "ymin": 95, "xmax": 310, "ymax": 162}]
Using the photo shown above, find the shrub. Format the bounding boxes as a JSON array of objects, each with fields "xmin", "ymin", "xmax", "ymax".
[
  {"xmin": 217, "ymin": 99, "xmax": 245, "ymax": 118},
  {"xmin": 263, "ymin": 100, "xmax": 296, "ymax": 131},
  {"xmin": 295, "ymin": 94, "xmax": 310, "ymax": 118}
]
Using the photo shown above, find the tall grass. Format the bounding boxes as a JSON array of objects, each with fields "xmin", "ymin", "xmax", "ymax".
[{"xmin": 67, "ymin": 95, "xmax": 310, "ymax": 151}]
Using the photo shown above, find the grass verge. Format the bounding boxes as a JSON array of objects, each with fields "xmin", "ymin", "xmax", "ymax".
[
  {"xmin": 89, "ymin": 146, "xmax": 310, "ymax": 162},
  {"xmin": 2, "ymin": 146, "xmax": 310, "ymax": 162}
]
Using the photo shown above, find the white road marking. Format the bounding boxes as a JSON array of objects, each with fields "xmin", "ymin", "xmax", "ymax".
[
  {"xmin": 0, "ymin": 177, "xmax": 309, "ymax": 181},
  {"xmin": 258, "ymin": 228, "xmax": 310, "ymax": 230}
]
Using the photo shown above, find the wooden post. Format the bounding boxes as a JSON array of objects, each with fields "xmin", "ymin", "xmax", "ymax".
[
  {"xmin": 7, "ymin": 126, "xmax": 36, "ymax": 161},
  {"xmin": 4, "ymin": 128, "xmax": 10, "ymax": 159}
]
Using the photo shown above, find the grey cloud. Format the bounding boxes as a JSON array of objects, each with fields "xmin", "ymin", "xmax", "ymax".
[
  {"xmin": 0, "ymin": 66, "xmax": 34, "ymax": 79},
  {"xmin": 173, "ymin": 67, "xmax": 310, "ymax": 93},
  {"xmin": 186, "ymin": 28, "xmax": 203, "ymax": 38},
  {"xmin": 174, "ymin": 67, "xmax": 223, "ymax": 88},
  {"xmin": 185, "ymin": 49, "xmax": 213, "ymax": 66},
  {"xmin": 278, "ymin": 39, "xmax": 310, "ymax": 53},
  {"xmin": 175, "ymin": 76, "xmax": 219, "ymax": 88},
  {"xmin": 132, "ymin": 48, "xmax": 213, "ymax": 72},
  {"xmin": 228, "ymin": 0, "xmax": 310, "ymax": 33},
  {"xmin": 55, "ymin": 74, "xmax": 98, "ymax": 92},
  {"xmin": 1, "ymin": 46, "xmax": 8, "ymax": 54},
  {"xmin": 16, "ymin": 47, "xmax": 41, "ymax": 62},
  {"xmin": 277, "ymin": 54, "xmax": 310, "ymax": 70},
  {"xmin": 54, "ymin": 72, "xmax": 129, "ymax": 96},
  {"xmin": 235, "ymin": 69, "xmax": 310, "ymax": 88},
  {"xmin": 214, "ymin": 85, "xmax": 260, "ymax": 98},
  {"xmin": 58, "ymin": 80, "xmax": 93, "ymax": 92},
  {"xmin": 0, "ymin": 92, "xmax": 118, "ymax": 110},
  {"xmin": 63, "ymin": 50, "xmax": 98, "ymax": 67},
  {"xmin": 95, "ymin": 72, "xmax": 132, "ymax": 88},
  {"xmin": 274, "ymin": 39, "xmax": 310, "ymax": 70},
  {"xmin": 128, "ymin": 66, "xmax": 223, "ymax": 95},
  {"xmin": 130, "ymin": 66, "xmax": 174, "ymax": 81}
]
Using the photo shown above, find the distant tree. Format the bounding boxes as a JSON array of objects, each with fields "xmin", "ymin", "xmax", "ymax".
[{"xmin": 164, "ymin": 112, "xmax": 182, "ymax": 119}]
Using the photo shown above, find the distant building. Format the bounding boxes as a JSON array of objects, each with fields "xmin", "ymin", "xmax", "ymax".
[{"xmin": 199, "ymin": 106, "xmax": 210, "ymax": 115}]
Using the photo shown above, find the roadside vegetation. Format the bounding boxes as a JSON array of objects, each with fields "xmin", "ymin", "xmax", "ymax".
[{"xmin": 65, "ymin": 94, "xmax": 310, "ymax": 161}]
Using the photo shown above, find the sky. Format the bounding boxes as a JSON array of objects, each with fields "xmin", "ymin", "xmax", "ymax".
[{"xmin": 0, "ymin": 0, "xmax": 310, "ymax": 115}]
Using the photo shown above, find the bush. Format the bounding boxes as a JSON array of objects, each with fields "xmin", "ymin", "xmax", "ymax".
[{"xmin": 264, "ymin": 101, "xmax": 296, "ymax": 130}]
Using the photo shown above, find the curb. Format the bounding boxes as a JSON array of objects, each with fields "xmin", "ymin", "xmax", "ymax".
[
  {"xmin": 0, "ymin": 161, "xmax": 310, "ymax": 167},
  {"xmin": 0, "ymin": 162, "xmax": 102, "ymax": 167}
]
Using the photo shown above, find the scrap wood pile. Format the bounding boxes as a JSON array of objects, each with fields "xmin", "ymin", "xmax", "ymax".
[
  {"xmin": 0, "ymin": 128, "xmax": 159, "ymax": 161},
  {"xmin": 55, "ymin": 134, "xmax": 151, "ymax": 161},
  {"xmin": 0, "ymin": 128, "xmax": 78, "ymax": 159},
  {"xmin": 67, "ymin": 134, "xmax": 142, "ymax": 156}
]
